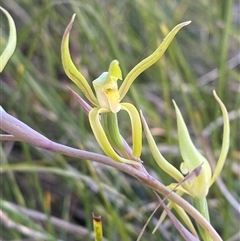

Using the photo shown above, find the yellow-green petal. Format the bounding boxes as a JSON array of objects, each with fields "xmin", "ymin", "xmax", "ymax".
[
  {"xmin": 108, "ymin": 60, "xmax": 122, "ymax": 81},
  {"xmin": 140, "ymin": 111, "xmax": 184, "ymax": 182},
  {"xmin": 121, "ymin": 103, "xmax": 142, "ymax": 158},
  {"xmin": 173, "ymin": 101, "xmax": 212, "ymax": 198},
  {"xmin": 61, "ymin": 14, "xmax": 98, "ymax": 106},
  {"xmin": 210, "ymin": 91, "xmax": 230, "ymax": 186},
  {"xmin": 119, "ymin": 21, "xmax": 191, "ymax": 100},
  {"xmin": 89, "ymin": 107, "xmax": 139, "ymax": 165},
  {"xmin": 0, "ymin": 7, "xmax": 17, "ymax": 72}
]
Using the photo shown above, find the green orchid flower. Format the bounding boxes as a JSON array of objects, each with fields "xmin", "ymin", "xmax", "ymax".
[
  {"xmin": 142, "ymin": 91, "xmax": 230, "ymax": 239},
  {"xmin": 0, "ymin": 7, "xmax": 17, "ymax": 72},
  {"xmin": 61, "ymin": 14, "xmax": 191, "ymax": 165},
  {"xmin": 142, "ymin": 90, "xmax": 229, "ymax": 197}
]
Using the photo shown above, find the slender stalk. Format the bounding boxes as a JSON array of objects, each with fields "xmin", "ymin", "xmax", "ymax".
[{"xmin": 193, "ymin": 198, "xmax": 211, "ymax": 241}]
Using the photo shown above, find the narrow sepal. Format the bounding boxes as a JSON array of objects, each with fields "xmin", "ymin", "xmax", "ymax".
[
  {"xmin": 119, "ymin": 21, "xmax": 191, "ymax": 100},
  {"xmin": 140, "ymin": 111, "xmax": 184, "ymax": 181},
  {"xmin": 61, "ymin": 14, "xmax": 98, "ymax": 106},
  {"xmin": 121, "ymin": 103, "xmax": 142, "ymax": 158},
  {"xmin": 210, "ymin": 91, "xmax": 230, "ymax": 186},
  {"xmin": 0, "ymin": 7, "xmax": 17, "ymax": 72}
]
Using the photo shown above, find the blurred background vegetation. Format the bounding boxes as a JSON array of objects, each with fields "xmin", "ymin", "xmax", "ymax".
[{"xmin": 1, "ymin": 0, "xmax": 239, "ymax": 240}]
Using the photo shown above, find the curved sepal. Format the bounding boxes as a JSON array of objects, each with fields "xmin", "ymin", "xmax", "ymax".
[
  {"xmin": 210, "ymin": 91, "xmax": 230, "ymax": 186},
  {"xmin": 140, "ymin": 111, "xmax": 184, "ymax": 182},
  {"xmin": 119, "ymin": 21, "xmax": 191, "ymax": 100},
  {"xmin": 61, "ymin": 14, "xmax": 98, "ymax": 106},
  {"xmin": 0, "ymin": 7, "xmax": 17, "ymax": 72},
  {"xmin": 89, "ymin": 107, "xmax": 139, "ymax": 165},
  {"xmin": 121, "ymin": 103, "xmax": 142, "ymax": 158}
]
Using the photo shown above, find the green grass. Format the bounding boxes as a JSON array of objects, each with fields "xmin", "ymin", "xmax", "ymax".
[{"xmin": 1, "ymin": 0, "xmax": 239, "ymax": 240}]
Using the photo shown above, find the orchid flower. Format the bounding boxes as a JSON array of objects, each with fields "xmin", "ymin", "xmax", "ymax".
[
  {"xmin": 142, "ymin": 91, "xmax": 229, "ymax": 197},
  {"xmin": 61, "ymin": 14, "xmax": 191, "ymax": 165},
  {"xmin": 0, "ymin": 7, "xmax": 17, "ymax": 72},
  {"xmin": 141, "ymin": 91, "xmax": 230, "ymax": 238}
]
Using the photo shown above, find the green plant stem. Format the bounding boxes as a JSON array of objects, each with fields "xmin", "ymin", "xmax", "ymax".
[{"xmin": 193, "ymin": 197, "xmax": 211, "ymax": 241}]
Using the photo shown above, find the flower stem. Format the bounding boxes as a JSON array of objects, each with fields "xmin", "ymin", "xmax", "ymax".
[{"xmin": 193, "ymin": 197, "xmax": 212, "ymax": 241}]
